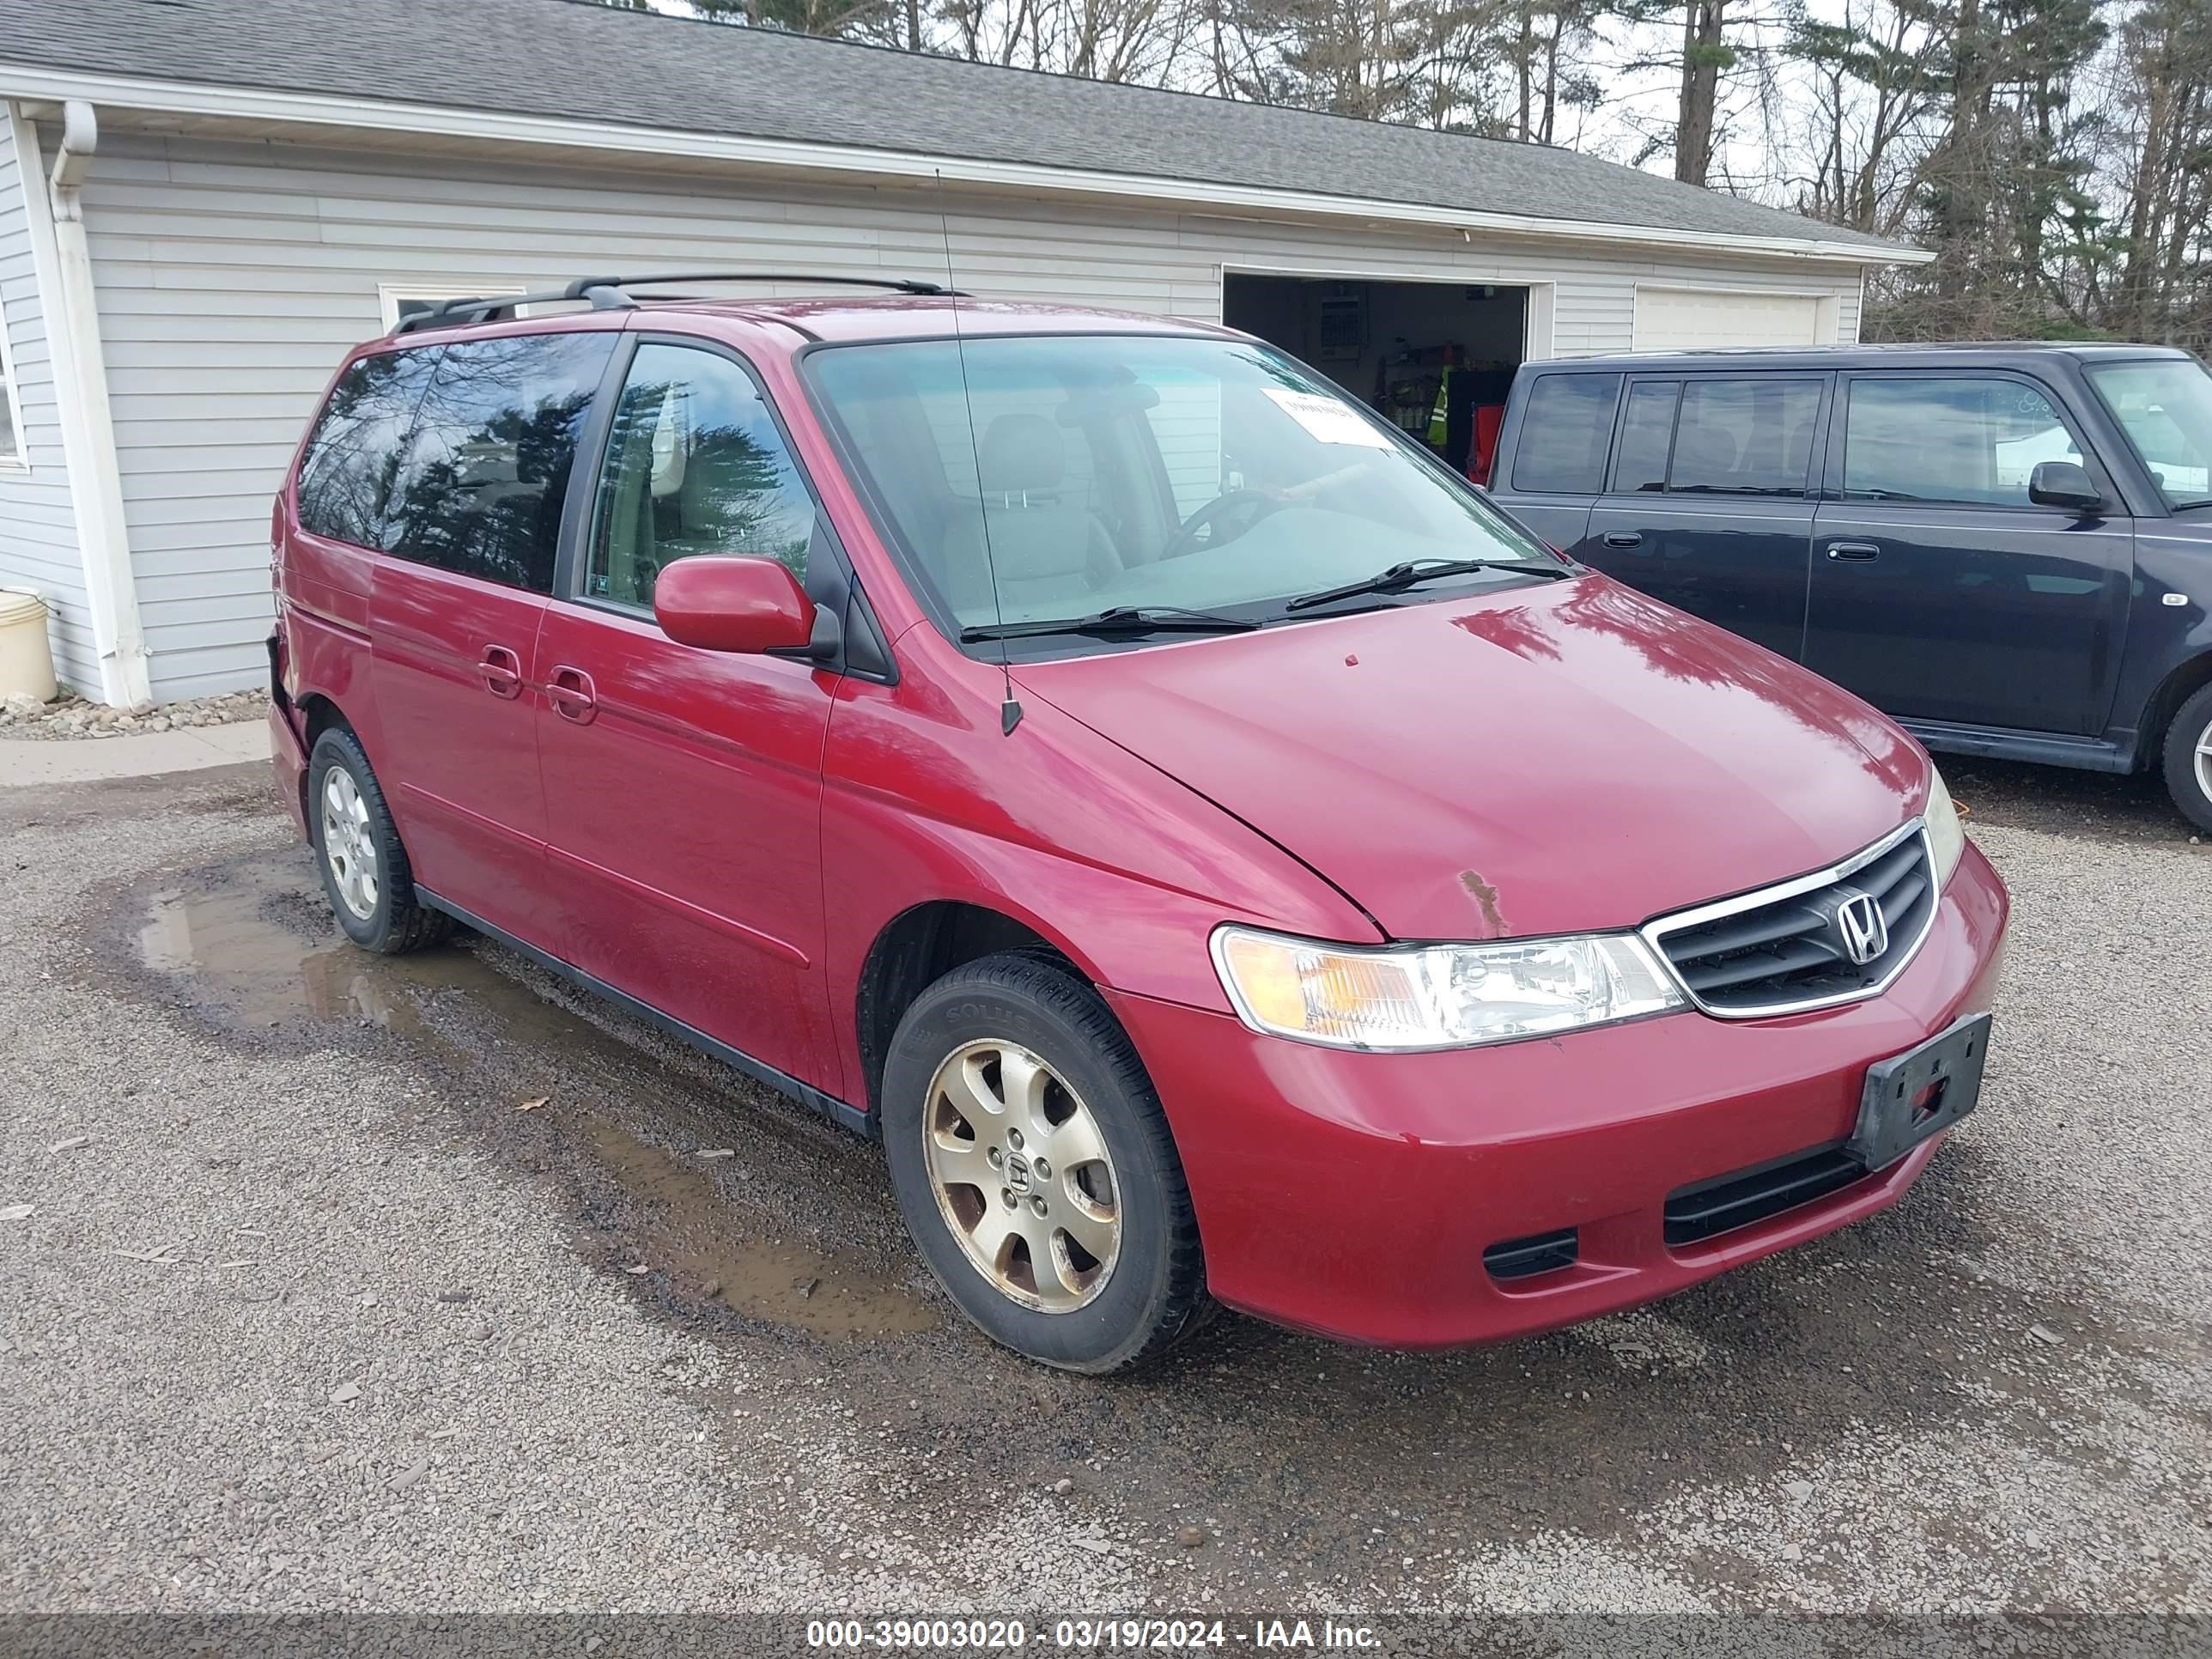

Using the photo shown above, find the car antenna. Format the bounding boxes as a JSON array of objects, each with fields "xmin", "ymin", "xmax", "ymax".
[{"xmin": 936, "ymin": 170, "xmax": 1021, "ymax": 736}]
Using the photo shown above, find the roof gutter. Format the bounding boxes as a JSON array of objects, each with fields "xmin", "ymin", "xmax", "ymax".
[{"xmin": 0, "ymin": 62, "xmax": 1932, "ymax": 266}]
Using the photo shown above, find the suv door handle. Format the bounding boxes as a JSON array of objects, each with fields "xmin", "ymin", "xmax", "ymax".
[
  {"xmin": 547, "ymin": 665, "xmax": 599, "ymax": 725},
  {"xmin": 1601, "ymin": 532, "xmax": 1643, "ymax": 548},
  {"xmin": 1826, "ymin": 542, "xmax": 1881, "ymax": 562},
  {"xmin": 477, "ymin": 645, "xmax": 524, "ymax": 699}
]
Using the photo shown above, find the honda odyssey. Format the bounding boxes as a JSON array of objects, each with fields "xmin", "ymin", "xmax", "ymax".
[{"xmin": 267, "ymin": 275, "xmax": 2008, "ymax": 1371}]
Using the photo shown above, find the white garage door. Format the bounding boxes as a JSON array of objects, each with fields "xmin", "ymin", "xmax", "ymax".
[{"xmin": 1632, "ymin": 287, "xmax": 1826, "ymax": 350}]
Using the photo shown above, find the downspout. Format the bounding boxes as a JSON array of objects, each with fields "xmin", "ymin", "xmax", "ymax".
[{"xmin": 20, "ymin": 100, "xmax": 150, "ymax": 707}]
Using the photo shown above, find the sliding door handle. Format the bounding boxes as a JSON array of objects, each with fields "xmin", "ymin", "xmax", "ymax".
[
  {"xmin": 477, "ymin": 645, "xmax": 524, "ymax": 699},
  {"xmin": 1601, "ymin": 532, "xmax": 1643, "ymax": 549},
  {"xmin": 1826, "ymin": 542, "xmax": 1881, "ymax": 562}
]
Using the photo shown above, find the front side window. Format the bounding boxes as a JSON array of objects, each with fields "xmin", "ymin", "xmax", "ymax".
[
  {"xmin": 586, "ymin": 343, "xmax": 817, "ymax": 610},
  {"xmin": 1510, "ymin": 374, "xmax": 1622, "ymax": 494},
  {"xmin": 805, "ymin": 335, "xmax": 1554, "ymax": 640},
  {"xmin": 2086, "ymin": 359, "xmax": 2212, "ymax": 509},
  {"xmin": 295, "ymin": 347, "xmax": 443, "ymax": 548},
  {"xmin": 1666, "ymin": 378, "xmax": 1822, "ymax": 495},
  {"xmin": 382, "ymin": 331, "xmax": 617, "ymax": 592},
  {"xmin": 1844, "ymin": 376, "xmax": 2081, "ymax": 507}
]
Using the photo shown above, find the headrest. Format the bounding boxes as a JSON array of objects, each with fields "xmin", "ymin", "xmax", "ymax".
[{"xmin": 977, "ymin": 412, "xmax": 1064, "ymax": 498}]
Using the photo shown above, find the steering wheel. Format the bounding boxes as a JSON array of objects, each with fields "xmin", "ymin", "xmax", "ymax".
[{"xmin": 1160, "ymin": 489, "xmax": 1284, "ymax": 560}]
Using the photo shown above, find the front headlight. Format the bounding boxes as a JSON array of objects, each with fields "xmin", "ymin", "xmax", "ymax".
[
  {"xmin": 1924, "ymin": 765, "xmax": 1965, "ymax": 888},
  {"xmin": 1211, "ymin": 925, "xmax": 1686, "ymax": 1051}
]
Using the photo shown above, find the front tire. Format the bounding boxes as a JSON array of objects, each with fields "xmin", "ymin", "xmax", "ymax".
[
  {"xmin": 2161, "ymin": 683, "xmax": 2212, "ymax": 834},
  {"xmin": 881, "ymin": 952, "xmax": 1208, "ymax": 1373},
  {"xmin": 307, "ymin": 727, "xmax": 451, "ymax": 955}
]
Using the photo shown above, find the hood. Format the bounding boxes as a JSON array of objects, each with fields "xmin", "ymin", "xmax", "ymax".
[{"xmin": 1014, "ymin": 574, "xmax": 1928, "ymax": 941}]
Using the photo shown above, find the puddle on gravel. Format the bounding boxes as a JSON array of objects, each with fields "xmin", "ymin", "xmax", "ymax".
[
  {"xmin": 131, "ymin": 870, "xmax": 936, "ymax": 1340},
  {"xmin": 581, "ymin": 1115, "xmax": 938, "ymax": 1339},
  {"xmin": 135, "ymin": 880, "xmax": 577, "ymax": 1046}
]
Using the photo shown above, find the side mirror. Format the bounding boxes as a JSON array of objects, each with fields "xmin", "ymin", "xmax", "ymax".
[
  {"xmin": 653, "ymin": 556, "xmax": 817, "ymax": 655},
  {"xmin": 2028, "ymin": 460, "xmax": 2103, "ymax": 514}
]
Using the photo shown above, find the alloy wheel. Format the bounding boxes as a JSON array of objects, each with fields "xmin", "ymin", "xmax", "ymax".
[
  {"xmin": 922, "ymin": 1039, "xmax": 1121, "ymax": 1312},
  {"xmin": 320, "ymin": 767, "xmax": 380, "ymax": 921},
  {"xmin": 2197, "ymin": 714, "xmax": 2212, "ymax": 809}
]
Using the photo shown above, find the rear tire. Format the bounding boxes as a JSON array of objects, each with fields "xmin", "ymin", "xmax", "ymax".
[
  {"xmin": 881, "ymin": 952, "xmax": 1209, "ymax": 1373},
  {"xmin": 307, "ymin": 727, "xmax": 452, "ymax": 955},
  {"xmin": 2160, "ymin": 683, "xmax": 2212, "ymax": 834}
]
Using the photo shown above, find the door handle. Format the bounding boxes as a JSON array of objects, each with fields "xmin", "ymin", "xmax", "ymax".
[
  {"xmin": 477, "ymin": 645, "xmax": 523, "ymax": 699},
  {"xmin": 1826, "ymin": 542, "xmax": 1881, "ymax": 562},
  {"xmin": 1602, "ymin": 532, "xmax": 1644, "ymax": 549},
  {"xmin": 547, "ymin": 664, "xmax": 599, "ymax": 725}
]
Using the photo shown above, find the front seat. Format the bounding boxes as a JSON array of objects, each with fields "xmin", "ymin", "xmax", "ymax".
[{"xmin": 937, "ymin": 413, "xmax": 1124, "ymax": 620}]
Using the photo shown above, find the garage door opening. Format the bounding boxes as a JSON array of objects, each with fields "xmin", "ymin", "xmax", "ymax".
[{"xmin": 1222, "ymin": 273, "xmax": 1529, "ymax": 483}]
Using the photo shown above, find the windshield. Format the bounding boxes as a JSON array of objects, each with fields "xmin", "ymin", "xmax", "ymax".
[
  {"xmin": 804, "ymin": 334, "xmax": 1557, "ymax": 641},
  {"xmin": 2086, "ymin": 358, "xmax": 2212, "ymax": 509}
]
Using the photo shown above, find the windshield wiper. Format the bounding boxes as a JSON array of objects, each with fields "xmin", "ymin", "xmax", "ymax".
[
  {"xmin": 1283, "ymin": 557, "xmax": 1569, "ymax": 613},
  {"xmin": 960, "ymin": 605, "xmax": 1261, "ymax": 642}
]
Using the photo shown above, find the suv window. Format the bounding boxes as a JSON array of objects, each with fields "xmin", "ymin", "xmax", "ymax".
[
  {"xmin": 381, "ymin": 332, "xmax": 617, "ymax": 592},
  {"xmin": 1613, "ymin": 380, "xmax": 1679, "ymax": 492},
  {"xmin": 585, "ymin": 343, "xmax": 818, "ymax": 610},
  {"xmin": 295, "ymin": 348, "xmax": 441, "ymax": 548},
  {"xmin": 1667, "ymin": 378, "xmax": 1821, "ymax": 495},
  {"xmin": 1844, "ymin": 376, "xmax": 2081, "ymax": 506},
  {"xmin": 1510, "ymin": 374, "xmax": 1621, "ymax": 493}
]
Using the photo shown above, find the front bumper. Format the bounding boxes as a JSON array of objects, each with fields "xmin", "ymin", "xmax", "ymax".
[{"xmin": 1107, "ymin": 842, "xmax": 2008, "ymax": 1348}]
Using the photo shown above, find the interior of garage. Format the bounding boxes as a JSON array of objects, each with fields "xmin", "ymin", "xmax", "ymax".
[{"xmin": 1222, "ymin": 274, "xmax": 1528, "ymax": 483}]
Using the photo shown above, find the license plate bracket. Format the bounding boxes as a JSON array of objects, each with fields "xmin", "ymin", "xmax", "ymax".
[{"xmin": 1848, "ymin": 1012, "xmax": 1992, "ymax": 1172}]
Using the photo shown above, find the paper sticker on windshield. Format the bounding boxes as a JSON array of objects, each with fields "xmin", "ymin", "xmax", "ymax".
[{"xmin": 1262, "ymin": 388, "xmax": 1395, "ymax": 448}]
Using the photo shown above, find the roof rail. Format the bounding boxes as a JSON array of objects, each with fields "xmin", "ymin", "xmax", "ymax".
[
  {"xmin": 561, "ymin": 272, "xmax": 957, "ymax": 299},
  {"xmin": 388, "ymin": 271, "xmax": 957, "ymax": 337}
]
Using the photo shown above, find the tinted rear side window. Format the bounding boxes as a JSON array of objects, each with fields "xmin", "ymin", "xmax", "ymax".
[
  {"xmin": 1511, "ymin": 374, "xmax": 1622, "ymax": 493},
  {"xmin": 1613, "ymin": 381, "xmax": 1679, "ymax": 492},
  {"xmin": 382, "ymin": 332, "xmax": 618, "ymax": 592},
  {"xmin": 295, "ymin": 348, "xmax": 441, "ymax": 547},
  {"xmin": 1668, "ymin": 378, "xmax": 1822, "ymax": 495}
]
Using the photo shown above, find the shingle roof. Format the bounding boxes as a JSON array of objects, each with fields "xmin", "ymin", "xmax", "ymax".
[{"xmin": 9, "ymin": 0, "xmax": 1907, "ymax": 255}]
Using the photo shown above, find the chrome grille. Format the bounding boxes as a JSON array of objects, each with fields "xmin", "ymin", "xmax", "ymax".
[{"xmin": 1644, "ymin": 821, "xmax": 1936, "ymax": 1018}]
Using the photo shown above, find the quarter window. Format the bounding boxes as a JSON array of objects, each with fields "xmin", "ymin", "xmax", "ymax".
[
  {"xmin": 1510, "ymin": 374, "xmax": 1621, "ymax": 494},
  {"xmin": 1666, "ymin": 378, "xmax": 1822, "ymax": 495},
  {"xmin": 381, "ymin": 332, "xmax": 617, "ymax": 593},
  {"xmin": 295, "ymin": 348, "xmax": 442, "ymax": 548},
  {"xmin": 586, "ymin": 343, "xmax": 817, "ymax": 611},
  {"xmin": 1844, "ymin": 376, "xmax": 2081, "ymax": 506}
]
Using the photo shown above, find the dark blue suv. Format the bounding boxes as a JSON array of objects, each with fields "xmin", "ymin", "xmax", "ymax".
[{"xmin": 1487, "ymin": 343, "xmax": 2212, "ymax": 830}]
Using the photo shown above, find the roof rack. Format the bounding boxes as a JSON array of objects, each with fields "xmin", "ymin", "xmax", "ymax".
[{"xmin": 387, "ymin": 271, "xmax": 959, "ymax": 336}]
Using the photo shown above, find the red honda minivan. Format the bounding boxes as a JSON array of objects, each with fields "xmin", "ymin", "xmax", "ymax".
[{"xmin": 268, "ymin": 275, "xmax": 2008, "ymax": 1372}]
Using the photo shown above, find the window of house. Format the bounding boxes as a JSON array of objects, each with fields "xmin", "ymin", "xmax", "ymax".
[
  {"xmin": 380, "ymin": 331, "xmax": 617, "ymax": 592},
  {"xmin": 1510, "ymin": 373, "xmax": 1622, "ymax": 494},
  {"xmin": 585, "ymin": 343, "xmax": 817, "ymax": 611},
  {"xmin": 0, "ymin": 306, "xmax": 25, "ymax": 465},
  {"xmin": 1844, "ymin": 377, "xmax": 2081, "ymax": 507}
]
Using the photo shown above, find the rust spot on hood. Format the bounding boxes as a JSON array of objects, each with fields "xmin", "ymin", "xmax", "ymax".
[{"xmin": 1459, "ymin": 870, "xmax": 1507, "ymax": 938}]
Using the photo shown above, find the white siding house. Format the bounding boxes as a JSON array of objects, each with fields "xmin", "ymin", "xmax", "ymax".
[{"xmin": 0, "ymin": 0, "xmax": 1921, "ymax": 705}]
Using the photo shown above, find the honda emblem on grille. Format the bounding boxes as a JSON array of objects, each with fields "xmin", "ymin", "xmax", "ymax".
[{"xmin": 1835, "ymin": 891, "xmax": 1888, "ymax": 967}]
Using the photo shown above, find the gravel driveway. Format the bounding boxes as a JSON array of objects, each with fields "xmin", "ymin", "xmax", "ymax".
[{"xmin": 0, "ymin": 756, "xmax": 2205, "ymax": 1641}]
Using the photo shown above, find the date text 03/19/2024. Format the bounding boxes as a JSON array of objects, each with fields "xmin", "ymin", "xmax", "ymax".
[{"xmin": 804, "ymin": 1618, "xmax": 1382, "ymax": 1649}]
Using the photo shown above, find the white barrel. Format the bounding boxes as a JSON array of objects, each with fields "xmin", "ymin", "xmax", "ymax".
[{"xmin": 0, "ymin": 590, "xmax": 59, "ymax": 706}]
